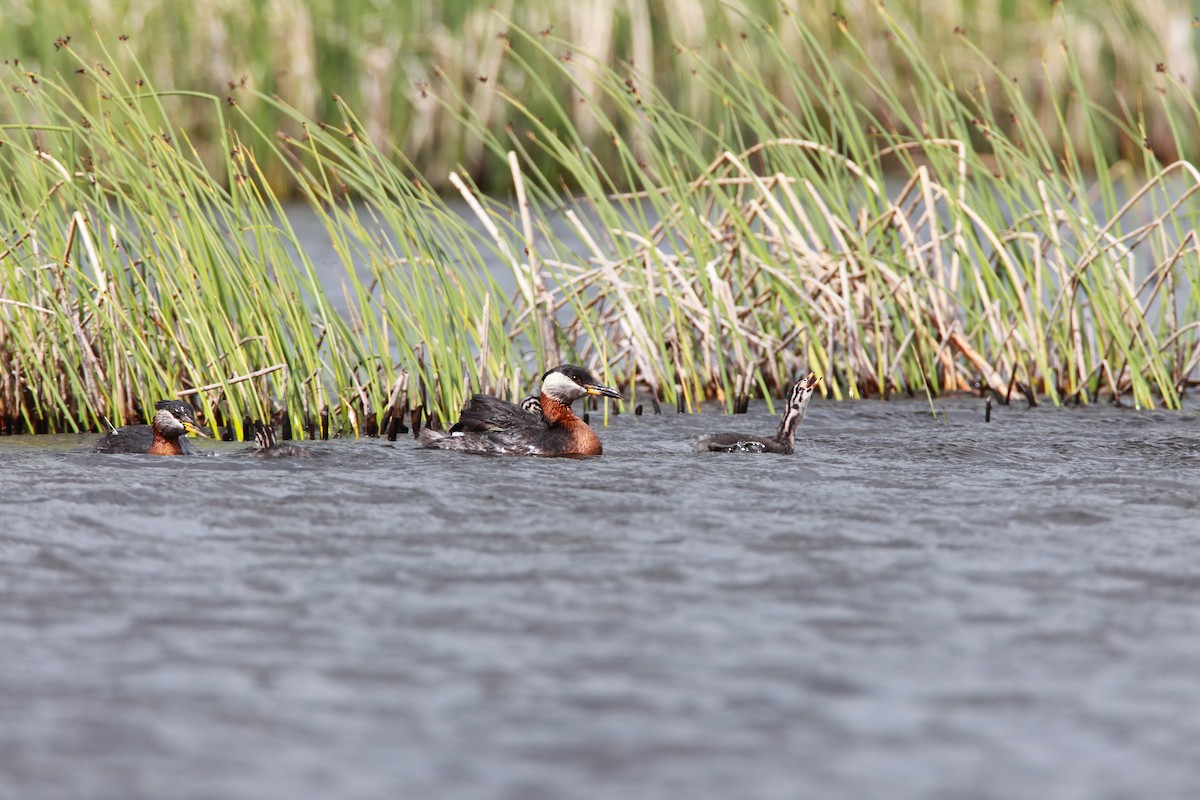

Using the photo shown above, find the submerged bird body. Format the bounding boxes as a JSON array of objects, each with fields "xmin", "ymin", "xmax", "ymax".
[
  {"xmin": 419, "ymin": 364, "xmax": 621, "ymax": 456},
  {"xmin": 94, "ymin": 400, "xmax": 207, "ymax": 455},
  {"xmin": 694, "ymin": 372, "xmax": 819, "ymax": 455},
  {"xmin": 697, "ymin": 434, "xmax": 790, "ymax": 454}
]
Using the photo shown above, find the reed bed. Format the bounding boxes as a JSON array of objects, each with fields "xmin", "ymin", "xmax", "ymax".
[
  {"xmin": 436, "ymin": 6, "xmax": 1200, "ymax": 411},
  {"xmin": 1, "ymin": 5, "xmax": 1198, "ymax": 436}
]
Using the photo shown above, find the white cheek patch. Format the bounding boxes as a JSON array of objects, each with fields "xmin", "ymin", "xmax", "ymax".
[{"xmin": 541, "ymin": 370, "xmax": 581, "ymax": 398}]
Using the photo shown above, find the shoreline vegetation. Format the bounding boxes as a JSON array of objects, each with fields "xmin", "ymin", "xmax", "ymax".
[{"xmin": 1, "ymin": 3, "xmax": 1199, "ymax": 437}]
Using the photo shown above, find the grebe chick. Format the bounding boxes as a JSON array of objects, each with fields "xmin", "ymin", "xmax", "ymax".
[
  {"xmin": 519, "ymin": 394, "xmax": 544, "ymax": 422},
  {"xmin": 694, "ymin": 372, "xmax": 819, "ymax": 455},
  {"xmin": 250, "ymin": 422, "xmax": 309, "ymax": 458},
  {"xmin": 419, "ymin": 364, "xmax": 622, "ymax": 456},
  {"xmin": 94, "ymin": 400, "xmax": 208, "ymax": 455}
]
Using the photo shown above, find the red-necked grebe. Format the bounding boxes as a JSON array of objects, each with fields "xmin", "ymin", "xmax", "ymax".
[
  {"xmin": 94, "ymin": 400, "xmax": 208, "ymax": 455},
  {"xmin": 693, "ymin": 372, "xmax": 819, "ymax": 454},
  {"xmin": 419, "ymin": 364, "xmax": 622, "ymax": 456}
]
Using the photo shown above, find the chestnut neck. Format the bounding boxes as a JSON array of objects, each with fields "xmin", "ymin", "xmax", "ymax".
[
  {"xmin": 539, "ymin": 393, "xmax": 581, "ymax": 427},
  {"xmin": 148, "ymin": 428, "xmax": 183, "ymax": 456}
]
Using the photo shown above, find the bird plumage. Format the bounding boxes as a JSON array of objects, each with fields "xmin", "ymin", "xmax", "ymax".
[
  {"xmin": 694, "ymin": 372, "xmax": 819, "ymax": 455},
  {"xmin": 94, "ymin": 400, "xmax": 207, "ymax": 455},
  {"xmin": 419, "ymin": 364, "xmax": 621, "ymax": 456}
]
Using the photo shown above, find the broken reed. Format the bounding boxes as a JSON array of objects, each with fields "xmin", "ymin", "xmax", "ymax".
[
  {"xmin": 0, "ymin": 0, "xmax": 1193, "ymax": 196},
  {"xmin": 1, "ymin": 4, "xmax": 1199, "ymax": 436}
]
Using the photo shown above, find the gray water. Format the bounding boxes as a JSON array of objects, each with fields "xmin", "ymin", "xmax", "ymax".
[{"xmin": 3, "ymin": 397, "xmax": 1200, "ymax": 799}]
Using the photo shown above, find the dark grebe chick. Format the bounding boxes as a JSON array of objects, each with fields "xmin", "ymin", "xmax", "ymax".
[
  {"xmin": 694, "ymin": 372, "xmax": 820, "ymax": 455},
  {"xmin": 250, "ymin": 422, "xmax": 309, "ymax": 458},
  {"xmin": 519, "ymin": 394, "xmax": 544, "ymax": 422},
  {"xmin": 419, "ymin": 364, "xmax": 622, "ymax": 456},
  {"xmin": 94, "ymin": 399, "xmax": 208, "ymax": 455}
]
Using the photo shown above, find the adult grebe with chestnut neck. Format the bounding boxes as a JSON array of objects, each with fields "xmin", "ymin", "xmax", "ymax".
[
  {"xmin": 419, "ymin": 364, "xmax": 622, "ymax": 456},
  {"xmin": 93, "ymin": 400, "xmax": 209, "ymax": 456}
]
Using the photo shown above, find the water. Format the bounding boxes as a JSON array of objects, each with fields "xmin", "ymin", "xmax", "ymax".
[{"xmin": 3, "ymin": 397, "xmax": 1200, "ymax": 798}]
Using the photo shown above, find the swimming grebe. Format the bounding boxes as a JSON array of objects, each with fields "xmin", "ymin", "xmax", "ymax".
[
  {"xmin": 94, "ymin": 399, "xmax": 208, "ymax": 455},
  {"xmin": 250, "ymin": 422, "xmax": 309, "ymax": 458},
  {"xmin": 693, "ymin": 372, "xmax": 819, "ymax": 454},
  {"xmin": 419, "ymin": 364, "xmax": 622, "ymax": 456}
]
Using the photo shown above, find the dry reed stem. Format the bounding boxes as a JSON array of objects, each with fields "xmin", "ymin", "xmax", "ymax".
[
  {"xmin": 488, "ymin": 133, "xmax": 1199, "ymax": 405},
  {"xmin": 507, "ymin": 151, "xmax": 556, "ymax": 362},
  {"xmin": 176, "ymin": 363, "xmax": 287, "ymax": 397}
]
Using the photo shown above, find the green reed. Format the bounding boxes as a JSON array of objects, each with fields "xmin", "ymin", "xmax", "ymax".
[
  {"xmin": 1, "ymin": 42, "xmax": 359, "ymax": 436},
  {"xmin": 0, "ymin": 32, "xmax": 540, "ymax": 435}
]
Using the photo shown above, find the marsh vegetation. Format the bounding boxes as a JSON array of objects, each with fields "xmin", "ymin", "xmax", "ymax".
[{"xmin": 0, "ymin": 2, "xmax": 1198, "ymax": 436}]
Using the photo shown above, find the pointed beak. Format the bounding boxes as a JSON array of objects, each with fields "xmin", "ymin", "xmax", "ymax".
[
  {"xmin": 183, "ymin": 420, "xmax": 210, "ymax": 438},
  {"xmin": 585, "ymin": 381, "xmax": 623, "ymax": 401}
]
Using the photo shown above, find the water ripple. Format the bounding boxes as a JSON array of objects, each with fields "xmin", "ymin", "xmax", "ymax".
[{"xmin": 1, "ymin": 398, "xmax": 1199, "ymax": 799}]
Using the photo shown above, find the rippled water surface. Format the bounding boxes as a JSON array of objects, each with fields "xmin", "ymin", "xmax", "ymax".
[{"xmin": 3, "ymin": 398, "xmax": 1200, "ymax": 799}]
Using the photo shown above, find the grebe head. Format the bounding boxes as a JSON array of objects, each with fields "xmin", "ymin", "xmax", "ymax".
[
  {"xmin": 776, "ymin": 372, "xmax": 820, "ymax": 441},
  {"xmin": 250, "ymin": 420, "xmax": 309, "ymax": 457},
  {"xmin": 253, "ymin": 421, "xmax": 277, "ymax": 449},
  {"xmin": 540, "ymin": 364, "xmax": 622, "ymax": 405},
  {"xmin": 152, "ymin": 400, "xmax": 207, "ymax": 439}
]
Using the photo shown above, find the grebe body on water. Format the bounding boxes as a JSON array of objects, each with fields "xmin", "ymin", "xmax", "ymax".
[
  {"xmin": 419, "ymin": 364, "xmax": 621, "ymax": 456},
  {"xmin": 250, "ymin": 422, "xmax": 310, "ymax": 458},
  {"xmin": 694, "ymin": 372, "xmax": 819, "ymax": 455},
  {"xmin": 94, "ymin": 400, "xmax": 208, "ymax": 455}
]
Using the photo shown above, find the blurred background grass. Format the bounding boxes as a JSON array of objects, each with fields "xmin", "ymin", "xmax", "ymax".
[{"xmin": 2, "ymin": 0, "xmax": 1196, "ymax": 194}]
